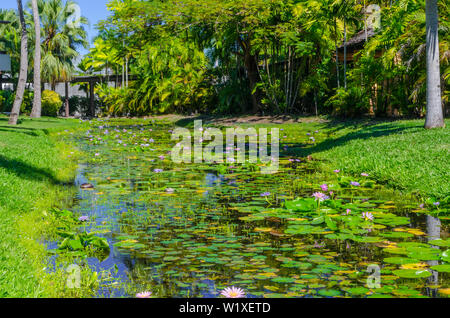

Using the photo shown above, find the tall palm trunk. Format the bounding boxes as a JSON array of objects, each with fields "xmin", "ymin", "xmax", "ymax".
[
  {"xmin": 30, "ymin": 0, "xmax": 41, "ymax": 118},
  {"xmin": 334, "ymin": 18, "xmax": 340, "ymax": 89},
  {"xmin": 9, "ymin": 0, "xmax": 28, "ymax": 125},
  {"xmin": 343, "ymin": 19, "xmax": 347, "ymax": 90},
  {"xmin": 424, "ymin": 0, "xmax": 444, "ymax": 129}
]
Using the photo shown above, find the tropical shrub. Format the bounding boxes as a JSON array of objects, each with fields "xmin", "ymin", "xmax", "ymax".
[
  {"xmin": 68, "ymin": 96, "xmax": 91, "ymax": 116},
  {"xmin": 325, "ymin": 87, "xmax": 369, "ymax": 117},
  {"xmin": 41, "ymin": 90, "xmax": 62, "ymax": 117},
  {"xmin": 97, "ymin": 36, "xmax": 212, "ymax": 116},
  {"xmin": 0, "ymin": 90, "xmax": 33, "ymax": 114},
  {"xmin": 21, "ymin": 91, "xmax": 34, "ymax": 115},
  {"xmin": 0, "ymin": 90, "xmax": 14, "ymax": 112}
]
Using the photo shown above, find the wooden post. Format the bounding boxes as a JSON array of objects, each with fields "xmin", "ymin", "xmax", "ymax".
[{"xmin": 89, "ymin": 81, "xmax": 95, "ymax": 117}]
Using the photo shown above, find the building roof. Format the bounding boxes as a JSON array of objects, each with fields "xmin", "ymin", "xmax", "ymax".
[{"xmin": 339, "ymin": 28, "xmax": 376, "ymax": 50}]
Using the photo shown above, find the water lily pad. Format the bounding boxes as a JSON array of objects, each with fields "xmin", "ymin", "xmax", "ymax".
[
  {"xmin": 271, "ymin": 277, "xmax": 295, "ymax": 284},
  {"xmin": 430, "ymin": 265, "xmax": 450, "ymax": 273},
  {"xmin": 345, "ymin": 287, "xmax": 369, "ymax": 296},
  {"xmin": 318, "ymin": 289, "xmax": 342, "ymax": 297},
  {"xmin": 383, "ymin": 257, "xmax": 420, "ymax": 265},
  {"xmin": 393, "ymin": 269, "xmax": 432, "ymax": 279}
]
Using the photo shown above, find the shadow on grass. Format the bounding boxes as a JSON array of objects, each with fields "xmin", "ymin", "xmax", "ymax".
[
  {"xmin": 0, "ymin": 155, "xmax": 64, "ymax": 185},
  {"xmin": 0, "ymin": 117, "xmax": 63, "ymax": 136},
  {"xmin": 0, "ymin": 126, "xmax": 40, "ymax": 137},
  {"xmin": 283, "ymin": 120, "xmax": 422, "ymax": 158}
]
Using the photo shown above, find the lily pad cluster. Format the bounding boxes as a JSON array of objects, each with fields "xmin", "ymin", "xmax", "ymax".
[{"xmin": 55, "ymin": 119, "xmax": 449, "ymax": 298}]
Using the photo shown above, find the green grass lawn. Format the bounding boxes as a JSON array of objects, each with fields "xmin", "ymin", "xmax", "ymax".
[
  {"xmin": 0, "ymin": 115, "xmax": 83, "ymax": 297},
  {"xmin": 311, "ymin": 119, "xmax": 449, "ymax": 200}
]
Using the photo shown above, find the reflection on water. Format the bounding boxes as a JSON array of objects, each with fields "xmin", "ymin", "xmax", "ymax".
[
  {"xmin": 53, "ymin": 123, "xmax": 448, "ymax": 298},
  {"xmin": 426, "ymin": 215, "xmax": 441, "ymax": 298}
]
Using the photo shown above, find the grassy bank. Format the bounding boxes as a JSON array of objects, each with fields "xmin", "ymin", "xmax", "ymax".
[
  {"xmin": 177, "ymin": 116, "xmax": 449, "ymax": 200},
  {"xmin": 235, "ymin": 118, "xmax": 450, "ymax": 200},
  {"xmin": 310, "ymin": 119, "xmax": 449, "ymax": 200},
  {"xmin": 0, "ymin": 115, "xmax": 84, "ymax": 297}
]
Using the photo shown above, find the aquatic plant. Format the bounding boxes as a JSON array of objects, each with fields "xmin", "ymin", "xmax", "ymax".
[{"xmin": 220, "ymin": 287, "xmax": 246, "ymax": 298}]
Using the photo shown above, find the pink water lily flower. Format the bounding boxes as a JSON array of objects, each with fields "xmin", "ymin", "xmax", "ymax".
[
  {"xmin": 220, "ymin": 286, "xmax": 246, "ymax": 298},
  {"xmin": 312, "ymin": 192, "xmax": 330, "ymax": 202},
  {"xmin": 320, "ymin": 184, "xmax": 328, "ymax": 192},
  {"xmin": 78, "ymin": 216, "xmax": 89, "ymax": 222},
  {"xmin": 136, "ymin": 291, "xmax": 152, "ymax": 298},
  {"xmin": 362, "ymin": 212, "xmax": 374, "ymax": 221}
]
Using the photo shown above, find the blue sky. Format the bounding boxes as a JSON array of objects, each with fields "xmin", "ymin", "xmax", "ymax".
[{"xmin": 1, "ymin": 0, "xmax": 112, "ymax": 55}]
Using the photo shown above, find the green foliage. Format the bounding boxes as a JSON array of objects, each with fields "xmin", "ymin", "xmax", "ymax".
[
  {"xmin": 0, "ymin": 9, "xmax": 20, "ymax": 79},
  {"xmin": 68, "ymin": 95, "xmax": 90, "ymax": 116},
  {"xmin": 89, "ymin": 0, "xmax": 448, "ymax": 116},
  {"xmin": 0, "ymin": 90, "xmax": 33, "ymax": 114},
  {"xmin": 37, "ymin": 0, "xmax": 89, "ymax": 86},
  {"xmin": 0, "ymin": 90, "xmax": 15, "ymax": 113},
  {"xmin": 96, "ymin": 36, "xmax": 212, "ymax": 116},
  {"xmin": 325, "ymin": 87, "xmax": 370, "ymax": 116},
  {"xmin": 41, "ymin": 90, "xmax": 62, "ymax": 117},
  {"xmin": 21, "ymin": 90, "xmax": 34, "ymax": 115}
]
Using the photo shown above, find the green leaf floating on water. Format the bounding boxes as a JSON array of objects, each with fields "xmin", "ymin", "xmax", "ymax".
[
  {"xmin": 239, "ymin": 215, "xmax": 265, "ymax": 222},
  {"xmin": 284, "ymin": 198, "xmax": 316, "ymax": 212},
  {"xmin": 373, "ymin": 214, "xmax": 410, "ymax": 226},
  {"xmin": 430, "ymin": 265, "xmax": 450, "ymax": 273},
  {"xmin": 345, "ymin": 287, "xmax": 369, "ymax": 296},
  {"xmin": 68, "ymin": 239, "xmax": 84, "ymax": 250},
  {"xmin": 325, "ymin": 216, "xmax": 338, "ymax": 230},
  {"xmin": 351, "ymin": 236, "xmax": 382, "ymax": 243},
  {"xmin": 406, "ymin": 247, "xmax": 441, "ymax": 261},
  {"xmin": 380, "ymin": 231, "xmax": 414, "ymax": 239},
  {"xmin": 397, "ymin": 242, "xmax": 430, "ymax": 248},
  {"xmin": 393, "ymin": 269, "xmax": 432, "ymax": 278},
  {"xmin": 383, "ymin": 257, "xmax": 420, "ymax": 265},
  {"xmin": 442, "ymin": 250, "xmax": 450, "ymax": 262},
  {"xmin": 429, "ymin": 239, "xmax": 450, "ymax": 247},
  {"xmin": 271, "ymin": 277, "xmax": 296, "ymax": 284},
  {"xmin": 318, "ymin": 289, "xmax": 342, "ymax": 297},
  {"xmin": 285, "ymin": 225, "xmax": 324, "ymax": 235}
]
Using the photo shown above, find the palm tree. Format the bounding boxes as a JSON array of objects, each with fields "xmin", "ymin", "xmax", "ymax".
[
  {"xmin": 9, "ymin": 0, "xmax": 28, "ymax": 126},
  {"xmin": 424, "ymin": 0, "xmax": 445, "ymax": 129},
  {"xmin": 0, "ymin": 10, "xmax": 20, "ymax": 81},
  {"xmin": 38, "ymin": 0, "xmax": 88, "ymax": 90},
  {"xmin": 30, "ymin": 0, "xmax": 41, "ymax": 118}
]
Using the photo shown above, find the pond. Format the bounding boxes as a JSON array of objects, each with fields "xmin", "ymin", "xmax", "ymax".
[{"xmin": 53, "ymin": 119, "xmax": 449, "ymax": 298}]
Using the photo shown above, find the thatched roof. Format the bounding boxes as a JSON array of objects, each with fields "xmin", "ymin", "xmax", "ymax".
[{"xmin": 339, "ymin": 28, "xmax": 376, "ymax": 50}]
